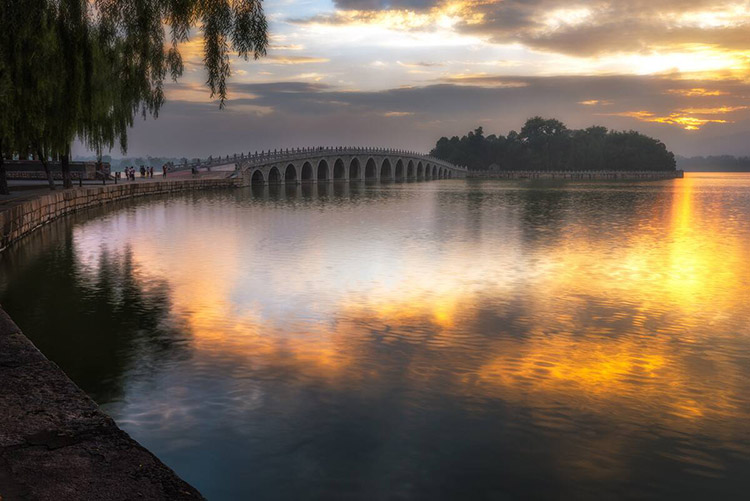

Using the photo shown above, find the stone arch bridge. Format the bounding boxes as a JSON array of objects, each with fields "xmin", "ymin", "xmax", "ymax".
[{"xmin": 229, "ymin": 147, "xmax": 467, "ymax": 185}]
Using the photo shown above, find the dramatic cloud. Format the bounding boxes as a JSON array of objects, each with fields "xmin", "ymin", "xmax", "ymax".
[
  {"xmin": 73, "ymin": 0, "xmax": 750, "ymax": 159},
  {"xmin": 314, "ymin": 0, "xmax": 750, "ymax": 57},
  {"xmin": 264, "ymin": 55, "xmax": 330, "ymax": 64},
  {"xmin": 102, "ymin": 74, "xmax": 750, "ymax": 160}
]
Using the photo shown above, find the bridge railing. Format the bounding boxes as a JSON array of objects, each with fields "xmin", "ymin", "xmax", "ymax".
[{"xmin": 188, "ymin": 147, "xmax": 467, "ymax": 172}]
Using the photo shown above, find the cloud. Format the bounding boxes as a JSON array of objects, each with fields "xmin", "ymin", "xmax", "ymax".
[
  {"xmin": 270, "ymin": 44, "xmax": 305, "ymax": 51},
  {"xmin": 579, "ymin": 100, "xmax": 613, "ymax": 106},
  {"xmin": 397, "ymin": 61, "xmax": 445, "ymax": 68},
  {"xmin": 607, "ymin": 111, "xmax": 728, "ymax": 131},
  {"xmin": 667, "ymin": 88, "xmax": 728, "ymax": 97},
  {"xmin": 678, "ymin": 106, "xmax": 747, "ymax": 114},
  {"xmin": 457, "ymin": 0, "xmax": 750, "ymax": 57},
  {"xmin": 100, "ymin": 73, "xmax": 750, "ymax": 160},
  {"xmin": 441, "ymin": 74, "xmax": 530, "ymax": 88},
  {"xmin": 264, "ymin": 55, "xmax": 330, "ymax": 65},
  {"xmin": 295, "ymin": 0, "xmax": 750, "ymax": 61}
]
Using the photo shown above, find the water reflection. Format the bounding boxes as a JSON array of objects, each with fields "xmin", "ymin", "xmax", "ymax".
[
  {"xmin": 0, "ymin": 225, "xmax": 189, "ymax": 404},
  {"xmin": 1, "ymin": 174, "xmax": 750, "ymax": 499}
]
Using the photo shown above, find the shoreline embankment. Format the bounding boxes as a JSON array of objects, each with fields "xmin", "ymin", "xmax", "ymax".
[
  {"xmin": 0, "ymin": 308, "xmax": 205, "ymax": 499},
  {"xmin": 0, "ymin": 178, "xmax": 247, "ymax": 499},
  {"xmin": 0, "ymin": 178, "xmax": 240, "ymax": 253},
  {"xmin": 467, "ymin": 170, "xmax": 684, "ymax": 180}
]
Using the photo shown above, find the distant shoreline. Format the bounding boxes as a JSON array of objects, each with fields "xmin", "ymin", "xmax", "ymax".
[
  {"xmin": 467, "ymin": 170, "xmax": 683, "ymax": 180},
  {"xmin": 676, "ymin": 155, "xmax": 750, "ymax": 172},
  {"xmin": 680, "ymin": 169, "xmax": 750, "ymax": 173}
]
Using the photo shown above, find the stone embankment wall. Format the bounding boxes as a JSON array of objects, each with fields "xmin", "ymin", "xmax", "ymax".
[
  {"xmin": 0, "ymin": 309, "xmax": 204, "ymax": 500},
  {"xmin": 0, "ymin": 178, "xmax": 243, "ymax": 498},
  {"xmin": 0, "ymin": 178, "xmax": 240, "ymax": 252},
  {"xmin": 467, "ymin": 170, "xmax": 684, "ymax": 180}
]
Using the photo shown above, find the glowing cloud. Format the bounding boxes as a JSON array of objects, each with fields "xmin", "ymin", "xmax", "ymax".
[
  {"xmin": 611, "ymin": 110, "xmax": 729, "ymax": 130},
  {"xmin": 667, "ymin": 88, "xmax": 727, "ymax": 96},
  {"xmin": 579, "ymin": 99, "xmax": 612, "ymax": 106}
]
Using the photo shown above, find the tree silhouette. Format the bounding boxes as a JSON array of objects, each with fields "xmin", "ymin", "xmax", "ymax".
[
  {"xmin": 431, "ymin": 117, "xmax": 676, "ymax": 172},
  {"xmin": 0, "ymin": 0, "xmax": 269, "ymax": 194}
]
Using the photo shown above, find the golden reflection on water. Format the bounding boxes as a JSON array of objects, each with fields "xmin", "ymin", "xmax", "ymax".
[{"xmin": 68, "ymin": 174, "xmax": 750, "ymax": 483}]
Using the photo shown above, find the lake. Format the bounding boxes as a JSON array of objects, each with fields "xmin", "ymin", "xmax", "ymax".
[{"xmin": 1, "ymin": 173, "xmax": 749, "ymax": 499}]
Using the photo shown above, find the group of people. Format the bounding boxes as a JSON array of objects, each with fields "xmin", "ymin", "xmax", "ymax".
[{"xmin": 119, "ymin": 164, "xmax": 169, "ymax": 180}]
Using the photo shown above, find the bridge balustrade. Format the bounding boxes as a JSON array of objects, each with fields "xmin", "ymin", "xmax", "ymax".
[{"xmin": 187, "ymin": 147, "xmax": 466, "ymax": 178}]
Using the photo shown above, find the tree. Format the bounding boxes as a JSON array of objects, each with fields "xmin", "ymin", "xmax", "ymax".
[
  {"xmin": 1, "ymin": 0, "xmax": 61, "ymax": 191},
  {"xmin": 519, "ymin": 117, "xmax": 570, "ymax": 170},
  {"xmin": 0, "ymin": 4, "xmax": 8, "ymax": 195},
  {"xmin": 431, "ymin": 118, "xmax": 676, "ymax": 172},
  {"xmin": 0, "ymin": 0, "xmax": 269, "ymax": 194}
]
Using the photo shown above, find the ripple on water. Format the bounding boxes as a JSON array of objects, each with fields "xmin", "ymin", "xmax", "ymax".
[{"xmin": 1, "ymin": 175, "xmax": 750, "ymax": 499}]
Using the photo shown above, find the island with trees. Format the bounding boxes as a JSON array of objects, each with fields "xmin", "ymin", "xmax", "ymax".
[{"xmin": 431, "ymin": 117, "xmax": 677, "ymax": 174}]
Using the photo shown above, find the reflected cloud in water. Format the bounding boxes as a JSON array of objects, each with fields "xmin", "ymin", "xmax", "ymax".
[{"xmin": 2, "ymin": 174, "xmax": 750, "ymax": 498}]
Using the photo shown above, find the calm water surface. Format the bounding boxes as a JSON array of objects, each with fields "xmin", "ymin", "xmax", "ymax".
[{"xmin": 2, "ymin": 173, "xmax": 750, "ymax": 499}]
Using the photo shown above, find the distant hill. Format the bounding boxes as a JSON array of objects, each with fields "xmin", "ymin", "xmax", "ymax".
[
  {"xmin": 431, "ymin": 117, "xmax": 676, "ymax": 172},
  {"xmin": 676, "ymin": 155, "xmax": 750, "ymax": 172}
]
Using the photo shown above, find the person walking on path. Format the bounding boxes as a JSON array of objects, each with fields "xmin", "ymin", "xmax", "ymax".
[
  {"xmin": 149, "ymin": 166, "xmax": 154, "ymax": 178},
  {"xmin": 162, "ymin": 165, "xmax": 167, "ymax": 178}
]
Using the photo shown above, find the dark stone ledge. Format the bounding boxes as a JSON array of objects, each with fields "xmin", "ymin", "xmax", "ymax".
[{"xmin": 0, "ymin": 308, "xmax": 205, "ymax": 500}]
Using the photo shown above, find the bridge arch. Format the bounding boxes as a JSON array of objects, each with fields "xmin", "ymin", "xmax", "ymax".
[
  {"xmin": 365, "ymin": 158, "xmax": 377, "ymax": 179},
  {"xmin": 236, "ymin": 149, "xmax": 464, "ymax": 184},
  {"xmin": 380, "ymin": 158, "xmax": 392, "ymax": 181},
  {"xmin": 284, "ymin": 163, "xmax": 297, "ymax": 183},
  {"xmin": 395, "ymin": 159, "xmax": 404, "ymax": 180},
  {"xmin": 317, "ymin": 159, "xmax": 330, "ymax": 181},
  {"xmin": 268, "ymin": 166, "xmax": 281, "ymax": 184},
  {"xmin": 349, "ymin": 158, "xmax": 361, "ymax": 180},
  {"xmin": 301, "ymin": 161, "xmax": 313, "ymax": 182},
  {"xmin": 251, "ymin": 169, "xmax": 264, "ymax": 185},
  {"xmin": 333, "ymin": 158, "xmax": 346, "ymax": 180}
]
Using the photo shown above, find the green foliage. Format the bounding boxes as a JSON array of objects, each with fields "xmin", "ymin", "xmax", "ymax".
[
  {"xmin": 0, "ymin": 0, "xmax": 269, "ymax": 193},
  {"xmin": 431, "ymin": 117, "xmax": 676, "ymax": 172}
]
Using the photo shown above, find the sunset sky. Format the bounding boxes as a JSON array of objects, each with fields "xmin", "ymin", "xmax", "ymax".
[{"xmin": 94, "ymin": 0, "xmax": 750, "ymax": 158}]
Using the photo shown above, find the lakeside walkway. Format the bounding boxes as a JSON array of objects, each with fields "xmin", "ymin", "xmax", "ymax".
[{"xmin": 1, "ymin": 167, "xmax": 231, "ymax": 213}]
